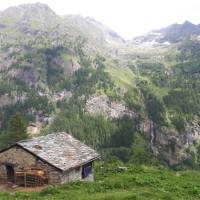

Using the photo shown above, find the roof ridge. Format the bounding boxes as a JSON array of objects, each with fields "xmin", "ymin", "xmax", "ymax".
[{"xmin": 16, "ymin": 132, "xmax": 100, "ymax": 171}]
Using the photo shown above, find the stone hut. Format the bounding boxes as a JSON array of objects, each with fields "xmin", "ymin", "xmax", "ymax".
[{"xmin": 0, "ymin": 132, "xmax": 100, "ymax": 186}]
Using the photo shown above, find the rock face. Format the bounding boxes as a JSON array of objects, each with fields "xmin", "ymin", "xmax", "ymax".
[
  {"xmin": 145, "ymin": 115, "xmax": 200, "ymax": 166},
  {"xmin": 85, "ymin": 95, "xmax": 200, "ymax": 166},
  {"xmin": 52, "ymin": 57, "xmax": 81, "ymax": 76},
  {"xmin": 52, "ymin": 90, "xmax": 72, "ymax": 102},
  {"xmin": 8, "ymin": 68, "xmax": 38, "ymax": 88},
  {"xmin": 0, "ymin": 93, "xmax": 26, "ymax": 108},
  {"xmin": 0, "ymin": 95, "xmax": 14, "ymax": 108},
  {"xmin": 184, "ymin": 115, "xmax": 200, "ymax": 146},
  {"xmin": 85, "ymin": 17, "xmax": 125, "ymax": 44},
  {"xmin": 85, "ymin": 94, "xmax": 135, "ymax": 118},
  {"xmin": 64, "ymin": 59, "xmax": 81, "ymax": 75}
]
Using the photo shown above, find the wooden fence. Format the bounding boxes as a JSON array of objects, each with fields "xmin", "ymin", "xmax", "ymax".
[{"xmin": 0, "ymin": 168, "xmax": 48, "ymax": 187}]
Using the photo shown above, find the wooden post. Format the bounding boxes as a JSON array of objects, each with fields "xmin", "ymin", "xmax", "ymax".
[
  {"xmin": 14, "ymin": 173, "xmax": 16, "ymax": 184},
  {"xmin": 24, "ymin": 172, "xmax": 26, "ymax": 187}
]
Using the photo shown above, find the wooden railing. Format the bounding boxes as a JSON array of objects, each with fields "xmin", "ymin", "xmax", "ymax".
[
  {"xmin": 15, "ymin": 169, "xmax": 48, "ymax": 187},
  {"xmin": 0, "ymin": 169, "xmax": 48, "ymax": 187}
]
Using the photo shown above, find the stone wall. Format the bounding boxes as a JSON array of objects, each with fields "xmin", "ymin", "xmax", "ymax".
[
  {"xmin": 61, "ymin": 165, "xmax": 94, "ymax": 183},
  {"xmin": 83, "ymin": 171, "xmax": 94, "ymax": 182},
  {"xmin": 61, "ymin": 167, "xmax": 82, "ymax": 183},
  {"xmin": 0, "ymin": 165, "xmax": 6, "ymax": 179},
  {"xmin": 0, "ymin": 145, "xmax": 62, "ymax": 184}
]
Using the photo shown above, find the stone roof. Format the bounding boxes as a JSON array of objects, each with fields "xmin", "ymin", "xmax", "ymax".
[{"xmin": 17, "ymin": 132, "xmax": 100, "ymax": 171}]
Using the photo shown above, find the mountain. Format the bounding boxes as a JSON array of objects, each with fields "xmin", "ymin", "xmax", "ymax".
[
  {"xmin": 1, "ymin": 3, "xmax": 200, "ymax": 168},
  {"xmin": 133, "ymin": 20, "xmax": 200, "ymax": 44},
  {"xmin": 0, "ymin": 3, "xmax": 124, "ymax": 55},
  {"xmin": 85, "ymin": 17, "xmax": 125, "ymax": 43},
  {"xmin": 0, "ymin": 3, "xmax": 58, "ymax": 35}
]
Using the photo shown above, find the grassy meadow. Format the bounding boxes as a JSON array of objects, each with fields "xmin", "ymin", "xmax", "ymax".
[{"xmin": 0, "ymin": 163, "xmax": 200, "ymax": 200}]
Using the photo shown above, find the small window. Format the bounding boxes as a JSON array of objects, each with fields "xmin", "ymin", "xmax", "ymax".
[{"xmin": 82, "ymin": 163, "xmax": 92, "ymax": 179}]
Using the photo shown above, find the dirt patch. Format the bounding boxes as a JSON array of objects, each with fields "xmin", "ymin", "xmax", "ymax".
[
  {"xmin": 14, "ymin": 185, "xmax": 47, "ymax": 192},
  {"xmin": 0, "ymin": 183, "xmax": 47, "ymax": 193},
  {"xmin": 0, "ymin": 183, "xmax": 12, "ymax": 192}
]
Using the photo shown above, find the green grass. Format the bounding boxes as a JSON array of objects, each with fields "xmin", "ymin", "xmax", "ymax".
[
  {"xmin": 105, "ymin": 64, "xmax": 135, "ymax": 88},
  {"xmin": 62, "ymin": 54, "xmax": 78, "ymax": 62},
  {"xmin": 1, "ymin": 164, "xmax": 200, "ymax": 200}
]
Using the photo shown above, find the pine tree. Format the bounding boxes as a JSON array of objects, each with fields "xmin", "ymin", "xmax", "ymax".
[
  {"xmin": 0, "ymin": 113, "xmax": 28, "ymax": 148},
  {"xmin": 8, "ymin": 112, "xmax": 28, "ymax": 142}
]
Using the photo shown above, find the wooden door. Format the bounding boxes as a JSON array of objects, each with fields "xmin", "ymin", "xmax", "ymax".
[{"xmin": 6, "ymin": 165, "xmax": 15, "ymax": 182}]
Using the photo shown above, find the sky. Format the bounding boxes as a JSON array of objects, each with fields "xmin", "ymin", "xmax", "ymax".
[{"xmin": 0, "ymin": 0, "xmax": 200, "ymax": 39}]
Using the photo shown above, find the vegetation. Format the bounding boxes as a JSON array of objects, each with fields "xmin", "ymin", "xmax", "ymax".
[
  {"xmin": 1, "ymin": 4, "xmax": 200, "ymax": 200},
  {"xmin": 1, "ymin": 163, "xmax": 200, "ymax": 199},
  {"xmin": 1, "ymin": 3, "xmax": 200, "ymax": 170},
  {"xmin": 43, "ymin": 98, "xmax": 155, "ymax": 164},
  {"xmin": 0, "ymin": 113, "xmax": 28, "ymax": 148}
]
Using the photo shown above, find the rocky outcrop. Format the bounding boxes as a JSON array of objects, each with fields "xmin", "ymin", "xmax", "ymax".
[
  {"xmin": 144, "ymin": 115, "xmax": 200, "ymax": 166},
  {"xmin": 52, "ymin": 90, "xmax": 72, "ymax": 102},
  {"xmin": 52, "ymin": 57, "xmax": 80, "ymax": 75},
  {"xmin": 184, "ymin": 115, "xmax": 200, "ymax": 146},
  {"xmin": 0, "ymin": 95, "xmax": 14, "ymax": 108},
  {"xmin": 85, "ymin": 95, "xmax": 200, "ymax": 166},
  {"xmin": 0, "ymin": 93, "xmax": 26, "ymax": 108},
  {"xmin": 8, "ymin": 68, "xmax": 38, "ymax": 88},
  {"xmin": 85, "ymin": 94, "xmax": 136, "ymax": 118}
]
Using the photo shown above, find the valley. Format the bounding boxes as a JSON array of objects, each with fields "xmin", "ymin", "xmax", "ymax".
[{"xmin": 0, "ymin": 2, "xmax": 200, "ymax": 172}]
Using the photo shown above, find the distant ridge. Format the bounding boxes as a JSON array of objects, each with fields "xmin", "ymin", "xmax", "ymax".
[{"xmin": 133, "ymin": 20, "xmax": 200, "ymax": 44}]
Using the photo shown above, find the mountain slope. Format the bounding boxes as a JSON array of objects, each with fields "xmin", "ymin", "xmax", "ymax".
[{"xmin": 1, "ymin": 3, "xmax": 200, "ymax": 168}]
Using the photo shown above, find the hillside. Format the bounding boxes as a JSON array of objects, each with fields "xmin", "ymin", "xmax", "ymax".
[{"xmin": 0, "ymin": 3, "xmax": 200, "ymax": 169}]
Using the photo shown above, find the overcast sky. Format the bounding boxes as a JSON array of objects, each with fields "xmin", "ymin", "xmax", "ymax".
[{"xmin": 0, "ymin": 0, "xmax": 200, "ymax": 39}]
